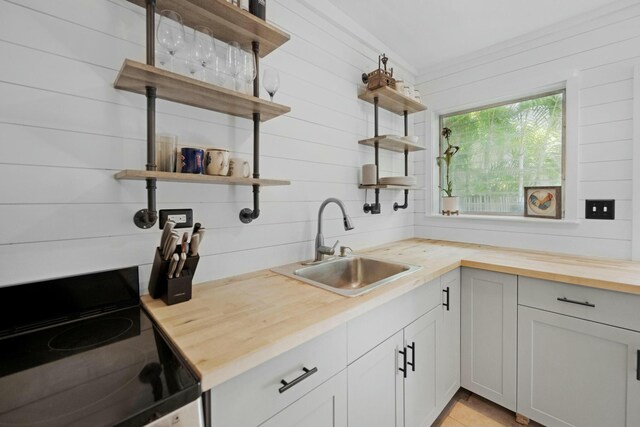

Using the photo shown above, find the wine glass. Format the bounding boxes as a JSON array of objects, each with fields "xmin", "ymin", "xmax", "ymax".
[
  {"xmin": 157, "ymin": 10, "xmax": 186, "ymax": 72},
  {"xmin": 240, "ymin": 49, "xmax": 256, "ymax": 95},
  {"xmin": 183, "ymin": 30, "xmax": 199, "ymax": 77},
  {"xmin": 192, "ymin": 26, "xmax": 216, "ymax": 82},
  {"xmin": 226, "ymin": 41, "xmax": 241, "ymax": 91},
  {"xmin": 263, "ymin": 68, "xmax": 280, "ymax": 102}
]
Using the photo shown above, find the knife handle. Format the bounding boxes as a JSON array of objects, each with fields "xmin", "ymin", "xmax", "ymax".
[
  {"xmin": 189, "ymin": 233, "xmax": 200, "ymax": 256},
  {"xmin": 167, "ymin": 253, "xmax": 179, "ymax": 278},
  {"xmin": 175, "ymin": 253, "xmax": 187, "ymax": 278}
]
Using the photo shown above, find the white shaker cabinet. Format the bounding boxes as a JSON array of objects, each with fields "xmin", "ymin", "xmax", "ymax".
[
  {"xmin": 348, "ymin": 306, "xmax": 444, "ymax": 427},
  {"xmin": 518, "ymin": 304, "xmax": 640, "ymax": 427},
  {"xmin": 348, "ymin": 330, "xmax": 404, "ymax": 427},
  {"xmin": 404, "ymin": 307, "xmax": 440, "ymax": 427},
  {"xmin": 260, "ymin": 370, "xmax": 347, "ymax": 427},
  {"xmin": 436, "ymin": 268, "xmax": 461, "ymax": 410},
  {"xmin": 461, "ymin": 268, "xmax": 517, "ymax": 410}
]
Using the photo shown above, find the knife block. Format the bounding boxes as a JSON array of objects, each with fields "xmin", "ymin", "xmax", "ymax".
[{"xmin": 148, "ymin": 246, "xmax": 199, "ymax": 302}]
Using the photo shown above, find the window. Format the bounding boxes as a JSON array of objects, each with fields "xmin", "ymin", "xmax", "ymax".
[{"xmin": 439, "ymin": 90, "xmax": 565, "ymax": 216}]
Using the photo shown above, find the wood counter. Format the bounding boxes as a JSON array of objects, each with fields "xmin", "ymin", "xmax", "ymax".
[{"xmin": 142, "ymin": 239, "xmax": 640, "ymax": 391}]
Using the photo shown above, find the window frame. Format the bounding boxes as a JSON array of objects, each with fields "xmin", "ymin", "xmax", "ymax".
[{"xmin": 437, "ymin": 88, "xmax": 567, "ymax": 217}]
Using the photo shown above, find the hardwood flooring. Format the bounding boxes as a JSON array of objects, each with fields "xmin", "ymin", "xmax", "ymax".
[{"xmin": 433, "ymin": 390, "xmax": 543, "ymax": 427}]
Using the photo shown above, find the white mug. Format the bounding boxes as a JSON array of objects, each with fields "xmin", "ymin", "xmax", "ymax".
[
  {"xmin": 205, "ymin": 149, "xmax": 230, "ymax": 176},
  {"xmin": 229, "ymin": 158, "xmax": 250, "ymax": 178},
  {"xmin": 361, "ymin": 164, "xmax": 377, "ymax": 186}
]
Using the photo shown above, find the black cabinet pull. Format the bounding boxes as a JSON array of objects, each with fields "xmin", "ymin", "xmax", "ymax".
[
  {"xmin": 443, "ymin": 287, "xmax": 450, "ymax": 311},
  {"xmin": 557, "ymin": 297, "xmax": 595, "ymax": 308},
  {"xmin": 637, "ymin": 350, "xmax": 639, "ymax": 381},
  {"xmin": 398, "ymin": 347, "xmax": 408, "ymax": 378},
  {"xmin": 279, "ymin": 366, "xmax": 318, "ymax": 393},
  {"xmin": 407, "ymin": 342, "xmax": 415, "ymax": 372}
]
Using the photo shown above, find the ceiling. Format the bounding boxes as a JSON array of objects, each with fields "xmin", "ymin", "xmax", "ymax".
[{"xmin": 327, "ymin": 0, "xmax": 622, "ymax": 73}]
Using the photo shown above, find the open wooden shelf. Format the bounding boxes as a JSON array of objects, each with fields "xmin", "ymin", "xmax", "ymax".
[
  {"xmin": 126, "ymin": 0, "xmax": 290, "ymax": 57},
  {"xmin": 358, "ymin": 135, "xmax": 426, "ymax": 153},
  {"xmin": 359, "ymin": 184, "xmax": 422, "ymax": 190},
  {"xmin": 358, "ymin": 86, "xmax": 427, "ymax": 115},
  {"xmin": 114, "ymin": 60, "xmax": 290, "ymax": 121},
  {"xmin": 115, "ymin": 170, "xmax": 290, "ymax": 186}
]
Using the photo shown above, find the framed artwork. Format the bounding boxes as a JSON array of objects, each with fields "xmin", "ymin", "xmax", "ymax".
[{"xmin": 524, "ymin": 186, "xmax": 562, "ymax": 219}]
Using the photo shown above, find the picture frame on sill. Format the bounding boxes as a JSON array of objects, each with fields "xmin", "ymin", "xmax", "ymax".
[{"xmin": 524, "ymin": 186, "xmax": 562, "ymax": 219}]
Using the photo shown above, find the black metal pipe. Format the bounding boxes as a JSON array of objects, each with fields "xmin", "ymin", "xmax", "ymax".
[
  {"xmin": 134, "ymin": 0, "xmax": 158, "ymax": 229},
  {"xmin": 394, "ymin": 111, "xmax": 410, "ymax": 211},
  {"xmin": 403, "ymin": 110, "xmax": 408, "ymax": 136},
  {"xmin": 364, "ymin": 96, "xmax": 381, "ymax": 214},
  {"xmin": 240, "ymin": 42, "xmax": 262, "ymax": 223},
  {"xmin": 394, "ymin": 148, "xmax": 409, "ymax": 211},
  {"xmin": 146, "ymin": 0, "xmax": 155, "ymax": 66}
]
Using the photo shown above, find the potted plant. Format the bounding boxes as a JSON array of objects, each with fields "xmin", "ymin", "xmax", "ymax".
[{"xmin": 436, "ymin": 127, "xmax": 460, "ymax": 215}]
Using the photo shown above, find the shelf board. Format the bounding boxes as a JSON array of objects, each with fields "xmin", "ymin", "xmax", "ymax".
[
  {"xmin": 114, "ymin": 60, "xmax": 290, "ymax": 121},
  {"xmin": 359, "ymin": 184, "xmax": 422, "ymax": 190},
  {"xmin": 115, "ymin": 170, "xmax": 290, "ymax": 186},
  {"xmin": 358, "ymin": 86, "xmax": 427, "ymax": 115},
  {"xmin": 358, "ymin": 135, "xmax": 426, "ymax": 153},
  {"xmin": 126, "ymin": 0, "xmax": 290, "ymax": 57}
]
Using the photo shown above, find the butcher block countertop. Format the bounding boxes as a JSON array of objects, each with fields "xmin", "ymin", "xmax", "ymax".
[{"xmin": 141, "ymin": 239, "xmax": 640, "ymax": 391}]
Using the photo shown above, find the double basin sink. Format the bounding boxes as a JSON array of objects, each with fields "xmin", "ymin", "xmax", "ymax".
[{"xmin": 272, "ymin": 255, "xmax": 422, "ymax": 297}]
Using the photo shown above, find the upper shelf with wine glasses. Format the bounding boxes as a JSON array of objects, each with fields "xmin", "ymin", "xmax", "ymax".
[
  {"xmin": 126, "ymin": 0, "xmax": 290, "ymax": 57},
  {"xmin": 115, "ymin": 59, "xmax": 289, "ymax": 121}
]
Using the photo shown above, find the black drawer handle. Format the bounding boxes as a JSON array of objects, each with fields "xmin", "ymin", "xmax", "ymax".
[
  {"xmin": 637, "ymin": 350, "xmax": 639, "ymax": 381},
  {"xmin": 557, "ymin": 297, "xmax": 595, "ymax": 308},
  {"xmin": 443, "ymin": 287, "xmax": 450, "ymax": 311},
  {"xmin": 279, "ymin": 367, "xmax": 318, "ymax": 393},
  {"xmin": 398, "ymin": 347, "xmax": 408, "ymax": 378},
  {"xmin": 407, "ymin": 342, "xmax": 415, "ymax": 372}
]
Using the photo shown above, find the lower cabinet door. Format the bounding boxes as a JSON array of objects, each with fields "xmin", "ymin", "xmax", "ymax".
[
  {"xmin": 518, "ymin": 306, "xmax": 640, "ymax": 427},
  {"xmin": 461, "ymin": 268, "xmax": 517, "ymax": 410},
  {"xmin": 259, "ymin": 370, "xmax": 347, "ymax": 427},
  {"xmin": 437, "ymin": 268, "xmax": 461, "ymax": 410},
  {"xmin": 348, "ymin": 330, "xmax": 404, "ymax": 427},
  {"xmin": 404, "ymin": 307, "xmax": 440, "ymax": 427}
]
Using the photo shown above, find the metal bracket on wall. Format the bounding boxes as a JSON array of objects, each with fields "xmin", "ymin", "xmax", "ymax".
[
  {"xmin": 239, "ymin": 41, "xmax": 262, "ymax": 224},
  {"xmin": 363, "ymin": 96, "xmax": 381, "ymax": 214},
  {"xmin": 134, "ymin": 0, "xmax": 159, "ymax": 229},
  {"xmin": 393, "ymin": 111, "xmax": 410, "ymax": 211}
]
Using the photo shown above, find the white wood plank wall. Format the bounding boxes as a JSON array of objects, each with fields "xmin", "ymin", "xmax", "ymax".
[
  {"xmin": 414, "ymin": 1, "xmax": 640, "ymax": 259},
  {"xmin": 0, "ymin": 0, "xmax": 416, "ymax": 290}
]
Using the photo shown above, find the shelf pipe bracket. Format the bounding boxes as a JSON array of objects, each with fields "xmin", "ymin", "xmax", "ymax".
[
  {"xmin": 363, "ymin": 96, "xmax": 381, "ymax": 214},
  {"xmin": 134, "ymin": 0, "xmax": 158, "ymax": 229},
  {"xmin": 239, "ymin": 41, "xmax": 262, "ymax": 224},
  {"xmin": 394, "ymin": 110, "xmax": 410, "ymax": 211}
]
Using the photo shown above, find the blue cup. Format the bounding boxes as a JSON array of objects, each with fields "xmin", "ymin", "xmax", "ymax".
[{"xmin": 180, "ymin": 148, "xmax": 204, "ymax": 174}]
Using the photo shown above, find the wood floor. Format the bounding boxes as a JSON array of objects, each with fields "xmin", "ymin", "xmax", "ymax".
[{"xmin": 433, "ymin": 390, "xmax": 543, "ymax": 427}]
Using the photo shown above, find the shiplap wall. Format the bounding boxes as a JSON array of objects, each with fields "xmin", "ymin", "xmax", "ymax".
[
  {"xmin": 414, "ymin": 1, "xmax": 640, "ymax": 259},
  {"xmin": 0, "ymin": 0, "xmax": 418, "ymax": 290}
]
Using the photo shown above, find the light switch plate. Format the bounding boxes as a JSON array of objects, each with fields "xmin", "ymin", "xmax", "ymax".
[{"xmin": 585, "ymin": 200, "xmax": 615, "ymax": 220}]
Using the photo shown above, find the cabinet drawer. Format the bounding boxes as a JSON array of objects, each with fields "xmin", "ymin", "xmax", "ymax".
[
  {"xmin": 211, "ymin": 325, "xmax": 347, "ymax": 427},
  {"xmin": 518, "ymin": 276, "xmax": 640, "ymax": 332},
  {"xmin": 347, "ymin": 277, "xmax": 441, "ymax": 363}
]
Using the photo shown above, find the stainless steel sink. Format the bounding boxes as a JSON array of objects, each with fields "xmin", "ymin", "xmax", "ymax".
[{"xmin": 272, "ymin": 255, "xmax": 422, "ymax": 297}]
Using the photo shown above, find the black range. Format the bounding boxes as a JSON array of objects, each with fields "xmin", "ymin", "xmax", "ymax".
[{"xmin": 0, "ymin": 267, "xmax": 200, "ymax": 427}]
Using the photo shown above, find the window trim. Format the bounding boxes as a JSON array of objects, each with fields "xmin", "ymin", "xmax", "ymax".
[{"xmin": 437, "ymin": 89, "xmax": 567, "ymax": 217}]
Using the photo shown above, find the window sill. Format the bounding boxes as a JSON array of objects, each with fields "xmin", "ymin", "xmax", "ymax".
[{"xmin": 425, "ymin": 213, "xmax": 579, "ymax": 225}]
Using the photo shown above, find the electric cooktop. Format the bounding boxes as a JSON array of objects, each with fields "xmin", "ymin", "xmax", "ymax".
[{"xmin": 0, "ymin": 267, "xmax": 200, "ymax": 427}]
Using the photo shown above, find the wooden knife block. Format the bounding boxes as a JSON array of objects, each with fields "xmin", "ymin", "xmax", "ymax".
[{"xmin": 148, "ymin": 246, "xmax": 199, "ymax": 304}]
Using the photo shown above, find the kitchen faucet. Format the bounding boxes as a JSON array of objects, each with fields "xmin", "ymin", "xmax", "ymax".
[{"xmin": 314, "ymin": 198, "xmax": 354, "ymax": 262}]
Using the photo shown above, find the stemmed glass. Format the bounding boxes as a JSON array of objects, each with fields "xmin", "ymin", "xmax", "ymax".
[
  {"xmin": 240, "ymin": 49, "xmax": 257, "ymax": 95},
  {"xmin": 263, "ymin": 68, "xmax": 280, "ymax": 101},
  {"xmin": 157, "ymin": 10, "xmax": 186, "ymax": 72},
  {"xmin": 191, "ymin": 26, "xmax": 216, "ymax": 81},
  {"xmin": 226, "ymin": 41, "xmax": 242, "ymax": 91}
]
